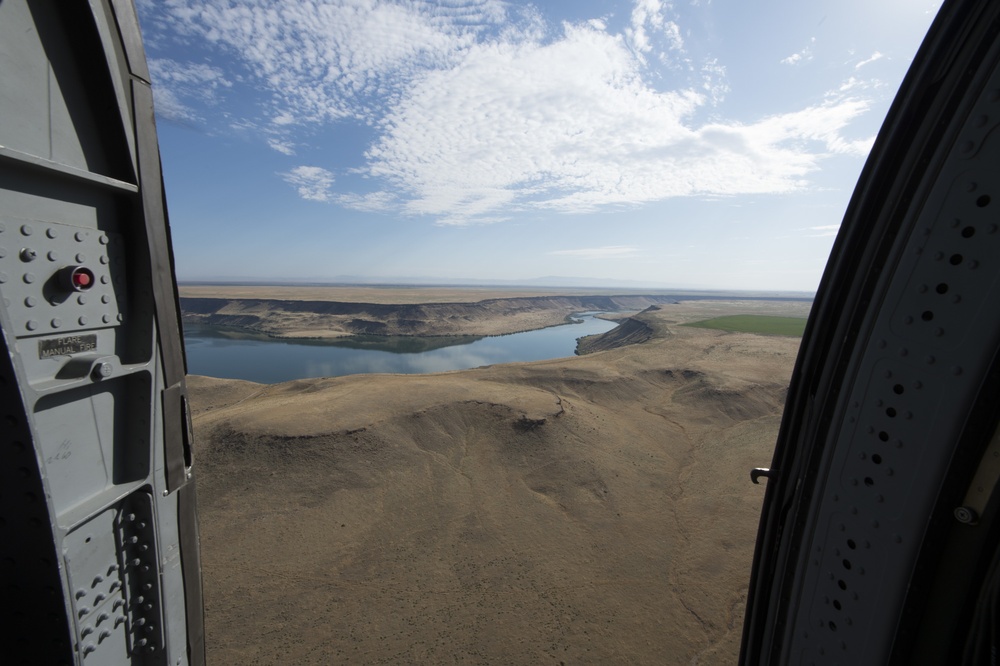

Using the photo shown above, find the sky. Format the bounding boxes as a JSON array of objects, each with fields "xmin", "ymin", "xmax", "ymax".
[{"xmin": 135, "ymin": 0, "xmax": 942, "ymax": 291}]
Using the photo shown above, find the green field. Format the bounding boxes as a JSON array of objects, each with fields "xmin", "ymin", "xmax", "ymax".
[{"xmin": 682, "ymin": 315, "xmax": 808, "ymax": 337}]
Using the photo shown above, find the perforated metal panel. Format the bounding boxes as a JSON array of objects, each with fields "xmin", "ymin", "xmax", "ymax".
[{"xmin": 781, "ymin": 18, "xmax": 1000, "ymax": 666}]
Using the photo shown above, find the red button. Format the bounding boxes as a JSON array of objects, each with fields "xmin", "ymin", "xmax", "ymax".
[{"xmin": 74, "ymin": 272, "xmax": 92, "ymax": 287}]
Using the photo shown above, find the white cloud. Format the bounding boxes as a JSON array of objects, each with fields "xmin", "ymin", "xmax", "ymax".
[
  {"xmin": 626, "ymin": 0, "xmax": 683, "ymax": 64},
  {"xmin": 701, "ymin": 58, "xmax": 729, "ymax": 105},
  {"xmin": 146, "ymin": 2, "xmax": 879, "ymax": 225},
  {"xmin": 267, "ymin": 138, "xmax": 296, "ymax": 155},
  {"xmin": 147, "ymin": 0, "xmax": 508, "ymax": 126},
  {"xmin": 365, "ymin": 21, "xmax": 873, "ymax": 224},
  {"xmin": 335, "ymin": 191, "xmax": 397, "ymax": 212},
  {"xmin": 282, "ymin": 166, "xmax": 335, "ymax": 202},
  {"xmin": 148, "ymin": 58, "xmax": 232, "ymax": 122},
  {"xmin": 856, "ymin": 51, "xmax": 885, "ymax": 69},
  {"xmin": 149, "ymin": 85, "xmax": 198, "ymax": 123},
  {"xmin": 781, "ymin": 38, "xmax": 815, "ymax": 66},
  {"xmin": 750, "ymin": 98, "xmax": 874, "ymax": 156},
  {"xmin": 806, "ymin": 224, "xmax": 841, "ymax": 237},
  {"xmin": 549, "ymin": 246, "xmax": 640, "ymax": 259}
]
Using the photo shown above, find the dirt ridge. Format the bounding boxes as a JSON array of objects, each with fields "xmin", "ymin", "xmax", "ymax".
[
  {"xmin": 180, "ymin": 294, "xmax": 682, "ymax": 338},
  {"xmin": 576, "ymin": 305, "xmax": 665, "ymax": 354}
]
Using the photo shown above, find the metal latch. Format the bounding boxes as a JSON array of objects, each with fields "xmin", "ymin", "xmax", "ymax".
[{"xmin": 751, "ymin": 468, "xmax": 776, "ymax": 484}]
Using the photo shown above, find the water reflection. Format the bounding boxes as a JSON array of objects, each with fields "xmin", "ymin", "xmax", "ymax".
[{"xmin": 184, "ymin": 313, "xmax": 618, "ymax": 384}]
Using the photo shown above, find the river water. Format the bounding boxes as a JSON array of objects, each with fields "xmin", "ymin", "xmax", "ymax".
[{"xmin": 183, "ymin": 312, "xmax": 618, "ymax": 384}]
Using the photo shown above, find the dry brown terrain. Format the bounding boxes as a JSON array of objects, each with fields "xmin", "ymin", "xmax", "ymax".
[
  {"xmin": 187, "ymin": 301, "xmax": 805, "ymax": 664},
  {"xmin": 180, "ymin": 284, "xmax": 812, "ymax": 339},
  {"xmin": 180, "ymin": 291, "xmax": 684, "ymax": 339}
]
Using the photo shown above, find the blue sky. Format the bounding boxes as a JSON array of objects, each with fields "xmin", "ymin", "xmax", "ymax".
[{"xmin": 136, "ymin": 0, "xmax": 941, "ymax": 291}]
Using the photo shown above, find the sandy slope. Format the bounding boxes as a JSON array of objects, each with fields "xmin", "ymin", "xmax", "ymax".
[
  {"xmin": 180, "ymin": 294, "xmax": 693, "ymax": 338},
  {"xmin": 179, "ymin": 285, "xmax": 813, "ymax": 340},
  {"xmin": 187, "ymin": 305, "xmax": 801, "ymax": 664}
]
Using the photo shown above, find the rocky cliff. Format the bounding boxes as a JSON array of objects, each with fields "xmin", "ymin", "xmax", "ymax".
[{"xmin": 180, "ymin": 294, "xmax": 682, "ymax": 338}]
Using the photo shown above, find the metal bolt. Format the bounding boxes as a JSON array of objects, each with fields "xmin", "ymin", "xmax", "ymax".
[
  {"xmin": 47, "ymin": 250, "xmax": 58, "ymax": 261},
  {"xmin": 955, "ymin": 506, "xmax": 979, "ymax": 524},
  {"xmin": 24, "ymin": 296, "xmax": 36, "ymax": 307},
  {"xmin": 21, "ymin": 224, "xmax": 33, "ymax": 236},
  {"xmin": 19, "ymin": 248, "xmax": 36, "ymax": 262},
  {"xmin": 75, "ymin": 231, "xmax": 85, "ymax": 241},
  {"xmin": 23, "ymin": 272, "xmax": 35, "ymax": 284},
  {"xmin": 46, "ymin": 228, "xmax": 57, "ymax": 239},
  {"xmin": 92, "ymin": 363, "xmax": 112, "ymax": 380}
]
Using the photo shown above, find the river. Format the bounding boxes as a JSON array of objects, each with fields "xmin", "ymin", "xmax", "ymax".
[{"xmin": 183, "ymin": 312, "xmax": 618, "ymax": 384}]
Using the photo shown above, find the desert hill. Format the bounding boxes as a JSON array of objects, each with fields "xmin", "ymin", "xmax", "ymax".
[
  {"xmin": 179, "ymin": 284, "xmax": 811, "ymax": 339},
  {"xmin": 180, "ymin": 293, "xmax": 683, "ymax": 338},
  {"xmin": 187, "ymin": 303, "xmax": 802, "ymax": 664}
]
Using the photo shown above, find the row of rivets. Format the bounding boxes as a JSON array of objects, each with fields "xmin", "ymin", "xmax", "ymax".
[{"xmin": 0, "ymin": 223, "xmax": 106, "ymax": 243}]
